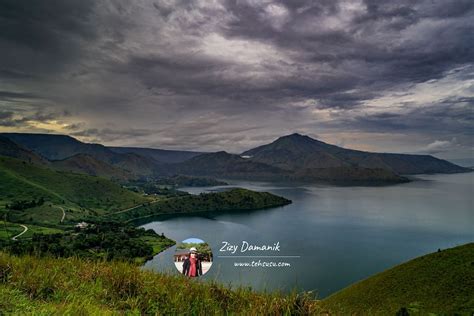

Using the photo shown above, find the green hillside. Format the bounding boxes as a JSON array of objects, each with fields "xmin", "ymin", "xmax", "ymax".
[
  {"xmin": 0, "ymin": 156, "xmax": 149, "ymax": 215},
  {"xmin": 0, "ymin": 155, "xmax": 293, "ymax": 264},
  {"xmin": 321, "ymin": 243, "xmax": 474, "ymax": 315},
  {"xmin": 51, "ymin": 153, "xmax": 135, "ymax": 181},
  {"xmin": 0, "ymin": 252, "xmax": 319, "ymax": 315},
  {"xmin": 109, "ymin": 188, "xmax": 292, "ymax": 221}
]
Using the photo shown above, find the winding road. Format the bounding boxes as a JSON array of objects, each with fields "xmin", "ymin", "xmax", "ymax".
[
  {"xmin": 11, "ymin": 224, "xmax": 28, "ymax": 241},
  {"xmin": 59, "ymin": 206, "xmax": 66, "ymax": 223}
]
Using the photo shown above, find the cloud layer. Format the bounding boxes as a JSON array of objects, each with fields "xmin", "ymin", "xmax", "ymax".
[{"xmin": 0, "ymin": 0, "xmax": 472, "ymax": 158}]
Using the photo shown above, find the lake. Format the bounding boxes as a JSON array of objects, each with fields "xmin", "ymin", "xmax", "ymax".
[{"xmin": 141, "ymin": 172, "xmax": 474, "ymax": 298}]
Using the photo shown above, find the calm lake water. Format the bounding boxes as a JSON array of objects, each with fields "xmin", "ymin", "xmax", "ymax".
[{"xmin": 141, "ymin": 172, "xmax": 473, "ymax": 298}]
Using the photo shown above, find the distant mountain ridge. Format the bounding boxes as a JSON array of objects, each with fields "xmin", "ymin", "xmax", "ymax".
[
  {"xmin": 0, "ymin": 136, "xmax": 49, "ymax": 165},
  {"xmin": 158, "ymin": 151, "xmax": 287, "ymax": 181},
  {"xmin": 0, "ymin": 133, "xmax": 159, "ymax": 176},
  {"xmin": 241, "ymin": 133, "xmax": 468, "ymax": 175},
  {"xmin": 109, "ymin": 146, "xmax": 203, "ymax": 164},
  {"xmin": 0, "ymin": 132, "xmax": 469, "ymax": 184},
  {"xmin": 51, "ymin": 154, "xmax": 134, "ymax": 180},
  {"xmin": 161, "ymin": 150, "xmax": 408, "ymax": 183}
]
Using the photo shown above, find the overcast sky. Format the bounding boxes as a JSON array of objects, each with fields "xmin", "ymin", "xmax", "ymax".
[{"xmin": 0, "ymin": 0, "xmax": 472, "ymax": 159}]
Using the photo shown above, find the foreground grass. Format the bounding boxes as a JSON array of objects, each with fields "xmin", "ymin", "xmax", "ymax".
[
  {"xmin": 321, "ymin": 242, "xmax": 474, "ymax": 315},
  {"xmin": 1, "ymin": 243, "xmax": 473, "ymax": 314},
  {"xmin": 0, "ymin": 252, "xmax": 320, "ymax": 315}
]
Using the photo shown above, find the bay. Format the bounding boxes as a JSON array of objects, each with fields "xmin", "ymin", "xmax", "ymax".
[{"xmin": 141, "ymin": 172, "xmax": 473, "ymax": 298}]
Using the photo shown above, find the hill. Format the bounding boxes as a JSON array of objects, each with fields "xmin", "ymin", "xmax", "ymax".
[
  {"xmin": 159, "ymin": 151, "xmax": 288, "ymax": 181},
  {"xmin": 51, "ymin": 154, "xmax": 135, "ymax": 181},
  {"xmin": 164, "ymin": 151, "xmax": 407, "ymax": 183},
  {"xmin": 1, "ymin": 133, "xmax": 117, "ymax": 161},
  {"xmin": 0, "ymin": 133, "xmax": 158, "ymax": 176},
  {"xmin": 108, "ymin": 188, "xmax": 292, "ymax": 221},
  {"xmin": 2, "ymin": 132, "xmax": 469, "ymax": 184},
  {"xmin": 0, "ymin": 137, "xmax": 136, "ymax": 181},
  {"xmin": 0, "ymin": 136, "xmax": 48, "ymax": 166},
  {"xmin": 321, "ymin": 243, "xmax": 474, "ymax": 315},
  {"xmin": 109, "ymin": 146, "xmax": 203, "ymax": 164},
  {"xmin": 242, "ymin": 133, "xmax": 469, "ymax": 175},
  {"xmin": 0, "ymin": 156, "xmax": 148, "ymax": 215}
]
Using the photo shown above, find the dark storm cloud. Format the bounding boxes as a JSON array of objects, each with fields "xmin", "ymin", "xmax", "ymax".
[
  {"xmin": 0, "ymin": 0, "xmax": 97, "ymax": 77},
  {"xmin": 0, "ymin": 0, "xmax": 472, "ymax": 155},
  {"xmin": 106, "ymin": 0, "xmax": 473, "ymax": 115},
  {"xmin": 0, "ymin": 69, "xmax": 37, "ymax": 80},
  {"xmin": 219, "ymin": 0, "xmax": 473, "ymax": 100},
  {"xmin": 0, "ymin": 91, "xmax": 40, "ymax": 101},
  {"xmin": 0, "ymin": 0, "xmax": 95, "ymax": 49},
  {"xmin": 332, "ymin": 96, "xmax": 474, "ymax": 136}
]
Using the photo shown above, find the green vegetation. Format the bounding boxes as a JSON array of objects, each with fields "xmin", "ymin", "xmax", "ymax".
[
  {"xmin": 1, "ymin": 222, "xmax": 174, "ymax": 262},
  {"xmin": 109, "ymin": 188, "xmax": 292, "ymax": 221},
  {"xmin": 0, "ymin": 221, "xmax": 62, "ymax": 240},
  {"xmin": 321, "ymin": 243, "xmax": 474, "ymax": 315},
  {"xmin": 0, "ymin": 221, "xmax": 23, "ymax": 239},
  {"xmin": 0, "ymin": 156, "xmax": 173, "ymax": 262},
  {"xmin": 124, "ymin": 182, "xmax": 190, "ymax": 198},
  {"xmin": 7, "ymin": 204, "xmax": 65, "ymax": 226},
  {"xmin": 6, "ymin": 197, "xmax": 45, "ymax": 211},
  {"xmin": 154, "ymin": 175, "xmax": 228, "ymax": 187},
  {"xmin": 0, "ymin": 156, "xmax": 291, "ymax": 264},
  {"xmin": 0, "ymin": 252, "xmax": 319, "ymax": 315},
  {"xmin": 139, "ymin": 235, "xmax": 175, "ymax": 258},
  {"xmin": 0, "ymin": 156, "xmax": 149, "ymax": 214},
  {"xmin": 126, "ymin": 176, "xmax": 227, "ymax": 191},
  {"xmin": 1, "ymin": 244, "xmax": 472, "ymax": 314}
]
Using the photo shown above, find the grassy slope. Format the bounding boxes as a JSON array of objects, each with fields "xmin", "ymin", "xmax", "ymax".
[
  {"xmin": 0, "ymin": 156, "xmax": 172, "ymax": 259},
  {"xmin": 0, "ymin": 156, "xmax": 149, "ymax": 214},
  {"xmin": 1, "ymin": 244, "xmax": 473, "ymax": 315},
  {"xmin": 0, "ymin": 221, "xmax": 62, "ymax": 240},
  {"xmin": 0, "ymin": 221, "xmax": 23, "ymax": 239},
  {"xmin": 321, "ymin": 243, "xmax": 474, "ymax": 315},
  {"xmin": 0, "ymin": 252, "xmax": 319, "ymax": 315},
  {"xmin": 8, "ymin": 204, "xmax": 64, "ymax": 226}
]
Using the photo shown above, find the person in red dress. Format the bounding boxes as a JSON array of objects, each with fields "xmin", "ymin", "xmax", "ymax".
[{"xmin": 182, "ymin": 247, "xmax": 202, "ymax": 277}]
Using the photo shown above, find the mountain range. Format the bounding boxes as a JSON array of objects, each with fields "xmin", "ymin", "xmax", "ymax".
[
  {"xmin": 0, "ymin": 132, "xmax": 470, "ymax": 184},
  {"xmin": 242, "ymin": 133, "xmax": 467, "ymax": 175}
]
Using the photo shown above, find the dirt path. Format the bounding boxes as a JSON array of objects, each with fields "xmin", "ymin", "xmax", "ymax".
[
  {"xmin": 108, "ymin": 200, "xmax": 160, "ymax": 215},
  {"xmin": 11, "ymin": 224, "xmax": 28, "ymax": 241},
  {"xmin": 59, "ymin": 206, "xmax": 66, "ymax": 222}
]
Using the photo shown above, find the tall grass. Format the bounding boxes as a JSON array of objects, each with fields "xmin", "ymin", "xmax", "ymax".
[{"xmin": 0, "ymin": 252, "xmax": 321, "ymax": 315}]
